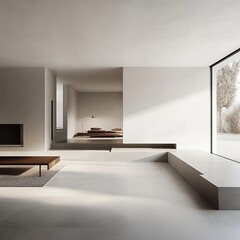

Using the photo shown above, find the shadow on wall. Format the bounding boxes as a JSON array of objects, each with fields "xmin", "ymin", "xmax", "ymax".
[
  {"xmin": 123, "ymin": 68, "xmax": 209, "ymax": 116},
  {"xmin": 56, "ymin": 67, "xmax": 122, "ymax": 82},
  {"xmin": 123, "ymin": 68, "xmax": 210, "ymax": 149}
]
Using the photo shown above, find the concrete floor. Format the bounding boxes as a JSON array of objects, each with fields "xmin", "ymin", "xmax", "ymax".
[{"xmin": 0, "ymin": 161, "xmax": 240, "ymax": 240}]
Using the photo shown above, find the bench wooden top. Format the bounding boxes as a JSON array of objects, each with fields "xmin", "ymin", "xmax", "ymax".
[{"xmin": 0, "ymin": 156, "xmax": 60, "ymax": 166}]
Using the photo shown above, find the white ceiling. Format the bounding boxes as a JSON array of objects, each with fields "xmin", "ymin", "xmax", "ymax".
[
  {"xmin": 58, "ymin": 67, "xmax": 123, "ymax": 92},
  {"xmin": 0, "ymin": 0, "xmax": 240, "ymax": 70}
]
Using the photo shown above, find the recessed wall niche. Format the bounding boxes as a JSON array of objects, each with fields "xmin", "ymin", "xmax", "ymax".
[{"xmin": 0, "ymin": 124, "xmax": 23, "ymax": 146}]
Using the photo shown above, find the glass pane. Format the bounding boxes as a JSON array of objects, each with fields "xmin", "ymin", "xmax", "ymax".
[
  {"xmin": 56, "ymin": 82, "xmax": 63, "ymax": 129},
  {"xmin": 212, "ymin": 51, "xmax": 240, "ymax": 161}
]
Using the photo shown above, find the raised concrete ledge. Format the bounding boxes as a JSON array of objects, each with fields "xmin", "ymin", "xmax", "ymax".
[
  {"xmin": 0, "ymin": 149, "xmax": 169, "ymax": 162},
  {"xmin": 1, "ymin": 149, "xmax": 239, "ymax": 209},
  {"xmin": 168, "ymin": 150, "xmax": 240, "ymax": 210}
]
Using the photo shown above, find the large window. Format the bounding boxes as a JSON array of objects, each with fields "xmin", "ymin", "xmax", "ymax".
[
  {"xmin": 56, "ymin": 82, "xmax": 63, "ymax": 129},
  {"xmin": 211, "ymin": 49, "xmax": 240, "ymax": 161}
]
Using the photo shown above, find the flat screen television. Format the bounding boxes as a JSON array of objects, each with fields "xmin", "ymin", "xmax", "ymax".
[{"xmin": 0, "ymin": 124, "xmax": 23, "ymax": 146}]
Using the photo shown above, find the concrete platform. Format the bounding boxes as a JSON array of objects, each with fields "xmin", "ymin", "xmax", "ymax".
[
  {"xmin": 168, "ymin": 150, "xmax": 240, "ymax": 210},
  {"xmin": 0, "ymin": 149, "xmax": 239, "ymax": 209},
  {"xmin": 51, "ymin": 141, "xmax": 176, "ymax": 150}
]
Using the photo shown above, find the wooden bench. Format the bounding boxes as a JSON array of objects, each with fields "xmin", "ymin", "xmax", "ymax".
[{"xmin": 0, "ymin": 156, "xmax": 60, "ymax": 177}]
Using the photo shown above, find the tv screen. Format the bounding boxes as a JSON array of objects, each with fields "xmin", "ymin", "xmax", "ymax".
[{"xmin": 0, "ymin": 124, "xmax": 23, "ymax": 146}]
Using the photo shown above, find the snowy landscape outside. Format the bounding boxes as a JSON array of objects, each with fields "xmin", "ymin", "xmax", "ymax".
[{"xmin": 216, "ymin": 60, "xmax": 240, "ymax": 161}]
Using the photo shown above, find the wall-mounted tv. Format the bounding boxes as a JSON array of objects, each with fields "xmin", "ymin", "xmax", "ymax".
[{"xmin": 0, "ymin": 124, "xmax": 23, "ymax": 146}]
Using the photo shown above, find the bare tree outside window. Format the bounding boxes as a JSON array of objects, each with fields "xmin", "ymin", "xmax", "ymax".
[
  {"xmin": 217, "ymin": 61, "xmax": 240, "ymax": 133},
  {"xmin": 226, "ymin": 104, "xmax": 240, "ymax": 134}
]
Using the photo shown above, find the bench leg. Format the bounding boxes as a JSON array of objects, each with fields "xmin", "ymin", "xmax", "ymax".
[{"xmin": 39, "ymin": 165, "xmax": 41, "ymax": 177}]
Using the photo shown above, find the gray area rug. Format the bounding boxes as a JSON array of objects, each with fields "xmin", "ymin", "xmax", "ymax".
[{"xmin": 0, "ymin": 164, "xmax": 64, "ymax": 187}]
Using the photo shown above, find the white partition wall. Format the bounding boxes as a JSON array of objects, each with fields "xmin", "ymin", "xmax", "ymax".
[
  {"xmin": 123, "ymin": 67, "xmax": 210, "ymax": 151},
  {"xmin": 0, "ymin": 67, "xmax": 57, "ymax": 151},
  {"xmin": 67, "ymin": 86, "xmax": 78, "ymax": 139},
  {"xmin": 45, "ymin": 68, "xmax": 56, "ymax": 150},
  {"xmin": 0, "ymin": 68, "xmax": 46, "ymax": 151}
]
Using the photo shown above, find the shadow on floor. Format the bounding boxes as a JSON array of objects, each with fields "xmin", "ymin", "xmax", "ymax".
[
  {"xmin": 47, "ymin": 162, "xmax": 214, "ymax": 210},
  {"xmin": 0, "ymin": 167, "xmax": 31, "ymax": 176}
]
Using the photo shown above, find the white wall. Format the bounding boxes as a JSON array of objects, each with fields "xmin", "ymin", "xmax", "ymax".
[
  {"xmin": 67, "ymin": 86, "xmax": 78, "ymax": 138},
  {"xmin": 123, "ymin": 67, "xmax": 210, "ymax": 151},
  {"xmin": 76, "ymin": 92, "xmax": 123, "ymax": 133},
  {"xmin": 45, "ymin": 68, "xmax": 56, "ymax": 150},
  {"xmin": 0, "ymin": 68, "xmax": 46, "ymax": 151}
]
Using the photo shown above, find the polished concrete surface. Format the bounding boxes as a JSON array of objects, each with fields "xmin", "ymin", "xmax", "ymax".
[
  {"xmin": 168, "ymin": 150, "xmax": 240, "ymax": 209},
  {"xmin": 1, "ymin": 160, "xmax": 240, "ymax": 240}
]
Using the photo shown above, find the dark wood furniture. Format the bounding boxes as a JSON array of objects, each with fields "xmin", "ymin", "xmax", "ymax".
[
  {"xmin": 74, "ymin": 131, "xmax": 123, "ymax": 138},
  {"xmin": 0, "ymin": 156, "xmax": 60, "ymax": 177}
]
